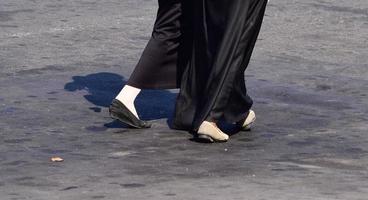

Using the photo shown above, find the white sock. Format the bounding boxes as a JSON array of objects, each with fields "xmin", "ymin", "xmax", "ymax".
[{"xmin": 115, "ymin": 85, "xmax": 141, "ymax": 119}]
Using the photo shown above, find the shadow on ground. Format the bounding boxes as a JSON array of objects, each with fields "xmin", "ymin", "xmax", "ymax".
[{"xmin": 64, "ymin": 72, "xmax": 178, "ymax": 127}]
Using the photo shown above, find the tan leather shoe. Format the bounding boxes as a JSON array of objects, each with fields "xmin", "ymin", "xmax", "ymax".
[
  {"xmin": 237, "ymin": 110, "xmax": 256, "ymax": 131},
  {"xmin": 197, "ymin": 121, "xmax": 229, "ymax": 143}
]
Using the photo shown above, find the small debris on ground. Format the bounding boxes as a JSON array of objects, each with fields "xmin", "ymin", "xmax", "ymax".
[{"xmin": 51, "ymin": 157, "xmax": 64, "ymax": 162}]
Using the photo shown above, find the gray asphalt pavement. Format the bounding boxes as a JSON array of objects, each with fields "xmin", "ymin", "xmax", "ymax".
[{"xmin": 1, "ymin": 0, "xmax": 368, "ymax": 199}]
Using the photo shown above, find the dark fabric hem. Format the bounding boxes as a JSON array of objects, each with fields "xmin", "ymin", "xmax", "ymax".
[{"xmin": 126, "ymin": 81, "xmax": 180, "ymax": 90}]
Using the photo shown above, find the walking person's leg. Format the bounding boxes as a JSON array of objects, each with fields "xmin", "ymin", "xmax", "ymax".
[
  {"xmin": 173, "ymin": 0, "xmax": 268, "ymax": 141},
  {"xmin": 206, "ymin": 0, "xmax": 267, "ymax": 130},
  {"xmin": 110, "ymin": 0, "xmax": 184, "ymax": 128},
  {"xmin": 115, "ymin": 85, "xmax": 141, "ymax": 118}
]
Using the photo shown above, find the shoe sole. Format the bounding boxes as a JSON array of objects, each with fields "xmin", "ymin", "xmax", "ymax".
[
  {"xmin": 110, "ymin": 112, "xmax": 150, "ymax": 129},
  {"xmin": 197, "ymin": 134, "xmax": 228, "ymax": 143}
]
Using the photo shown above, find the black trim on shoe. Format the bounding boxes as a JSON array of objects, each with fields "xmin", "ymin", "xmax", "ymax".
[
  {"xmin": 109, "ymin": 99, "xmax": 152, "ymax": 129},
  {"xmin": 196, "ymin": 134, "xmax": 215, "ymax": 143},
  {"xmin": 195, "ymin": 133, "xmax": 228, "ymax": 143},
  {"xmin": 236, "ymin": 110, "xmax": 251, "ymax": 131},
  {"xmin": 236, "ymin": 111, "xmax": 250, "ymax": 128}
]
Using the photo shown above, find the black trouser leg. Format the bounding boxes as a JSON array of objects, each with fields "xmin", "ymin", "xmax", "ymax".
[{"xmin": 127, "ymin": 0, "xmax": 183, "ymax": 89}]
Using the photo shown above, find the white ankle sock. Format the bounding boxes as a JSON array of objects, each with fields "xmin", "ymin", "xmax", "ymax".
[{"xmin": 115, "ymin": 85, "xmax": 141, "ymax": 119}]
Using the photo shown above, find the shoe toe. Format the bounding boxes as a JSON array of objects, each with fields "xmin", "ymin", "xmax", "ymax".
[{"xmin": 197, "ymin": 121, "xmax": 229, "ymax": 142}]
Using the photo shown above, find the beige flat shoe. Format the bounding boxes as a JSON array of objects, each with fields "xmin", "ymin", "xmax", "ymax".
[
  {"xmin": 238, "ymin": 110, "xmax": 256, "ymax": 131},
  {"xmin": 197, "ymin": 121, "xmax": 229, "ymax": 143}
]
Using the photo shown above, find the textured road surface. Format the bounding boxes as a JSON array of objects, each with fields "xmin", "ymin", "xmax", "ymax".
[{"xmin": 1, "ymin": 0, "xmax": 368, "ymax": 199}]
